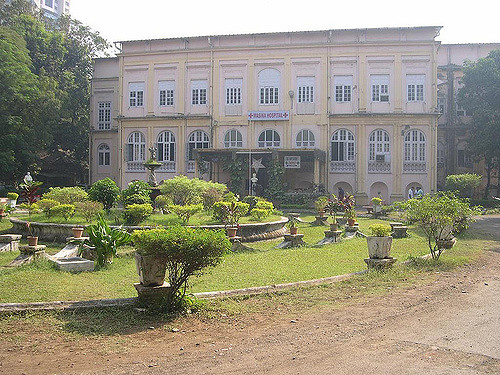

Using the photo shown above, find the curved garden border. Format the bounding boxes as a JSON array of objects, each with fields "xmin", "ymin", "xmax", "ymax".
[{"xmin": 9, "ymin": 217, "xmax": 288, "ymax": 243}]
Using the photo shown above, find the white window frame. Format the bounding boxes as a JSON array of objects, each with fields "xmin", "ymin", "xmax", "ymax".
[
  {"xmin": 297, "ymin": 76, "xmax": 315, "ymax": 103},
  {"xmin": 224, "ymin": 129, "xmax": 243, "ymax": 148},
  {"xmin": 334, "ymin": 76, "xmax": 353, "ymax": 102},
  {"xmin": 407, "ymin": 74, "xmax": 425, "ymax": 102},
  {"xmin": 126, "ymin": 131, "xmax": 146, "ymax": 162},
  {"xmin": 191, "ymin": 80, "xmax": 208, "ymax": 105},
  {"xmin": 258, "ymin": 129, "xmax": 280, "ymax": 148},
  {"xmin": 97, "ymin": 101, "xmax": 111, "ymax": 130},
  {"xmin": 129, "ymin": 82, "xmax": 144, "ymax": 107},
  {"xmin": 369, "ymin": 129, "xmax": 390, "ymax": 161},
  {"xmin": 187, "ymin": 130, "xmax": 210, "ymax": 160},
  {"xmin": 404, "ymin": 130, "xmax": 426, "ymax": 162},
  {"xmin": 157, "ymin": 131, "xmax": 176, "ymax": 163},
  {"xmin": 258, "ymin": 68, "xmax": 280, "ymax": 105},
  {"xmin": 296, "ymin": 129, "xmax": 315, "ymax": 148},
  {"xmin": 371, "ymin": 75, "xmax": 390, "ymax": 102},
  {"xmin": 331, "ymin": 129, "xmax": 355, "ymax": 162},
  {"xmin": 159, "ymin": 80, "xmax": 175, "ymax": 107},
  {"xmin": 225, "ymin": 78, "xmax": 242, "ymax": 105},
  {"xmin": 98, "ymin": 143, "xmax": 110, "ymax": 166}
]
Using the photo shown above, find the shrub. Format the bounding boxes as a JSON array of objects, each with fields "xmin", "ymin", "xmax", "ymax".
[
  {"xmin": 7, "ymin": 192, "xmax": 18, "ymax": 200},
  {"xmin": 211, "ymin": 201, "xmax": 249, "ymax": 226},
  {"xmin": 50, "ymin": 204, "xmax": 76, "ymax": 221},
  {"xmin": 159, "ymin": 175, "xmax": 226, "ymax": 206},
  {"xmin": 88, "ymin": 178, "xmax": 120, "ymax": 210},
  {"xmin": 107, "ymin": 208, "xmax": 124, "ymax": 225},
  {"xmin": 132, "ymin": 226, "xmax": 230, "ymax": 311},
  {"xmin": 155, "ymin": 195, "xmax": 173, "ymax": 214},
  {"xmin": 202, "ymin": 188, "xmax": 224, "ymax": 211},
  {"xmin": 255, "ymin": 200, "xmax": 274, "ymax": 214},
  {"xmin": 241, "ymin": 195, "xmax": 260, "ymax": 211},
  {"xmin": 371, "ymin": 197, "xmax": 382, "ymax": 206},
  {"xmin": 124, "ymin": 203, "xmax": 153, "ymax": 225},
  {"xmin": 445, "ymin": 173, "xmax": 482, "ymax": 198},
  {"xmin": 75, "ymin": 201, "xmax": 104, "ymax": 223},
  {"xmin": 368, "ymin": 224, "xmax": 391, "ymax": 237},
  {"xmin": 250, "ymin": 208, "xmax": 268, "ymax": 221},
  {"xmin": 168, "ymin": 203, "xmax": 203, "ymax": 224},
  {"xmin": 121, "ymin": 180, "xmax": 152, "ymax": 205},
  {"xmin": 83, "ymin": 214, "xmax": 131, "ymax": 267},
  {"xmin": 19, "ymin": 202, "xmax": 39, "ymax": 215},
  {"xmin": 37, "ymin": 199, "xmax": 60, "ymax": 218},
  {"xmin": 123, "ymin": 193, "xmax": 151, "ymax": 206},
  {"xmin": 314, "ymin": 196, "xmax": 329, "ymax": 214},
  {"xmin": 43, "ymin": 187, "xmax": 88, "ymax": 205}
]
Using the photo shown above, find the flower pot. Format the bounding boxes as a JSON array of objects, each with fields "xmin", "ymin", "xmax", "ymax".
[
  {"xmin": 347, "ymin": 218, "xmax": 356, "ymax": 227},
  {"xmin": 8, "ymin": 199, "xmax": 17, "ymax": 208},
  {"xmin": 72, "ymin": 227, "xmax": 84, "ymax": 238},
  {"xmin": 226, "ymin": 227, "xmax": 238, "ymax": 238},
  {"xmin": 135, "ymin": 252, "xmax": 167, "ymax": 287},
  {"xmin": 366, "ymin": 236, "xmax": 393, "ymax": 259},
  {"xmin": 374, "ymin": 205, "xmax": 382, "ymax": 213},
  {"xmin": 27, "ymin": 236, "xmax": 38, "ymax": 246},
  {"xmin": 319, "ymin": 211, "xmax": 325, "ymax": 218},
  {"xmin": 289, "ymin": 227, "xmax": 298, "ymax": 235},
  {"xmin": 436, "ymin": 238, "xmax": 456, "ymax": 249},
  {"xmin": 330, "ymin": 222, "xmax": 338, "ymax": 231}
]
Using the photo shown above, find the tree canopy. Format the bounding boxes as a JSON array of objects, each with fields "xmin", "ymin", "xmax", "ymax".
[{"xmin": 0, "ymin": 0, "xmax": 109, "ymax": 185}]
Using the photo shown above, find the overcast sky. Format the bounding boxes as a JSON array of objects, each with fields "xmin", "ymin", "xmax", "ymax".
[{"xmin": 71, "ymin": 0, "xmax": 500, "ymax": 48}]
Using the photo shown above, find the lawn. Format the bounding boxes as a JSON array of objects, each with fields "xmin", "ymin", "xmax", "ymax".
[{"xmin": 0, "ymin": 216, "xmax": 448, "ymax": 303}]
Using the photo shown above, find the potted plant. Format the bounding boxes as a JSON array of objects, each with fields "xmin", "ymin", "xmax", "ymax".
[
  {"xmin": 371, "ymin": 197, "xmax": 382, "ymax": 213},
  {"xmin": 0, "ymin": 203, "xmax": 5, "ymax": 216},
  {"xmin": 219, "ymin": 201, "xmax": 249, "ymax": 238},
  {"xmin": 287, "ymin": 215, "xmax": 299, "ymax": 235},
  {"xmin": 72, "ymin": 227, "xmax": 85, "ymax": 238},
  {"xmin": 325, "ymin": 194, "xmax": 342, "ymax": 231},
  {"xmin": 7, "ymin": 192, "xmax": 18, "ymax": 208},
  {"xmin": 314, "ymin": 196, "xmax": 328, "ymax": 217},
  {"xmin": 366, "ymin": 224, "xmax": 393, "ymax": 259},
  {"xmin": 131, "ymin": 228, "xmax": 169, "ymax": 287},
  {"xmin": 26, "ymin": 222, "xmax": 38, "ymax": 246},
  {"xmin": 342, "ymin": 194, "xmax": 357, "ymax": 226}
]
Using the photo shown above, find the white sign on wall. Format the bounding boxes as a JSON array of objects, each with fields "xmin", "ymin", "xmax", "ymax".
[
  {"xmin": 248, "ymin": 111, "xmax": 290, "ymax": 121},
  {"xmin": 284, "ymin": 156, "xmax": 301, "ymax": 169}
]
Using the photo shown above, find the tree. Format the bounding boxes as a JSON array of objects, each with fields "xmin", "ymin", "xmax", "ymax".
[{"xmin": 458, "ymin": 49, "xmax": 500, "ymax": 197}]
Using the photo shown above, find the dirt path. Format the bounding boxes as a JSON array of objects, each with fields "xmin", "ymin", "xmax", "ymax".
[{"xmin": 2, "ymin": 216, "xmax": 499, "ymax": 374}]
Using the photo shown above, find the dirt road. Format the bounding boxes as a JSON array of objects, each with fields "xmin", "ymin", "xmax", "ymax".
[{"xmin": 2, "ymin": 216, "xmax": 499, "ymax": 374}]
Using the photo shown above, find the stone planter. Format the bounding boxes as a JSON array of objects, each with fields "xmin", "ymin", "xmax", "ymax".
[
  {"xmin": 27, "ymin": 236, "xmax": 38, "ymax": 246},
  {"xmin": 366, "ymin": 236, "xmax": 393, "ymax": 259},
  {"xmin": 72, "ymin": 227, "xmax": 84, "ymax": 238},
  {"xmin": 135, "ymin": 252, "xmax": 167, "ymax": 287}
]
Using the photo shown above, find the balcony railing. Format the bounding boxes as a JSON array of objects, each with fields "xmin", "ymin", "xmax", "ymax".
[
  {"xmin": 330, "ymin": 161, "xmax": 355, "ymax": 173},
  {"xmin": 403, "ymin": 161, "xmax": 426, "ymax": 173},
  {"xmin": 368, "ymin": 161, "xmax": 391, "ymax": 173},
  {"xmin": 158, "ymin": 161, "xmax": 176, "ymax": 172},
  {"xmin": 126, "ymin": 161, "xmax": 145, "ymax": 172},
  {"xmin": 186, "ymin": 161, "xmax": 196, "ymax": 173}
]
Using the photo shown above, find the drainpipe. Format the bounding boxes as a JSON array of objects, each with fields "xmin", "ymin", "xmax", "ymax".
[{"xmin": 326, "ymin": 30, "xmax": 331, "ymax": 193}]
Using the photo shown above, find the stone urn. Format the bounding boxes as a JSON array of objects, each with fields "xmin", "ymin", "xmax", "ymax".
[
  {"xmin": 135, "ymin": 252, "xmax": 167, "ymax": 287},
  {"xmin": 366, "ymin": 236, "xmax": 393, "ymax": 259}
]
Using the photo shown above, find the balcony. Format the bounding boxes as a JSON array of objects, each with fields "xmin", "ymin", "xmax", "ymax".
[
  {"xmin": 330, "ymin": 161, "xmax": 355, "ymax": 173},
  {"xmin": 403, "ymin": 161, "xmax": 426, "ymax": 173},
  {"xmin": 158, "ymin": 161, "xmax": 176, "ymax": 172},
  {"xmin": 186, "ymin": 161, "xmax": 196, "ymax": 173},
  {"xmin": 126, "ymin": 161, "xmax": 145, "ymax": 172},
  {"xmin": 368, "ymin": 161, "xmax": 391, "ymax": 173}
]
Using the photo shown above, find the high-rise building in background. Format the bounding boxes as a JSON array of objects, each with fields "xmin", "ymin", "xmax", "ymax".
[{"xmin": 4, "ymin": 0, "xmax": 70, "ymax": 19}]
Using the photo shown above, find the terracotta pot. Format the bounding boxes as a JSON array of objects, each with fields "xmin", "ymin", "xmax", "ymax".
[
  {"xmin": 226, "ymin": 227, "xmax": 238, "ymax": 238},
  {"xmin": 27, "ymin": 236, "xmax": 38, "ymax": 246},
  {"xmin": 0, "ymin": 209, "xmax": 4, "ymax": 215},
  {"xmin": 347, "ymin": 218, "xmax": 356, "ymax": 227},
  {"xmin": 72, "ymin": 227, "xmax": 84, "ymax": 238},
  {"xmin": 135, "ymin": 252, "xmax": 167, "ymax": 287},
  {"xmin": 290, "ymin": 227, "xmax": 298, "ymax": 235}
]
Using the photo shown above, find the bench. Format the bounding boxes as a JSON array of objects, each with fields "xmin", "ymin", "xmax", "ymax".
[{"xmin": 363, "ymin": 205, "xmax": 373, "ymax": 214}]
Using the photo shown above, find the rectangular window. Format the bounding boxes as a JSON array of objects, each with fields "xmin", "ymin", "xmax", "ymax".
[
  {"xmin": 225, "ymin": 78, "xmax": 242, "ymax": 105},
  {"xmin": 259, "ymin": 87, "xmax": 279, "ymax": 105},
  {"xmin": 371, "ymin": 75, "xmax": 390, "ymax": 102},
  {"xmin": 438, "ymin": 96, "xmax": 446, "ymax": 114},
  {"xmin": 334, "ymin": 76, "xmax": 352, "ymax": 102},
  {"xmin": 456, "ymin": 105, "xmax": 468, "ymax": 116},
  {"xmin": 97, "ymin": 102, "xmax": 111, "ymax": 130},
  {"xmin": 407, "ymin": 74, "xmax": 425, "ymax": 101},
  {"xmin": 129, "ymin": 82, "xmax": 144, "ymax": 107},
  {"xmin": 159, "ymin": 80, "xmax": 175, "ymax": 106},
  {"xmin": 297, "ymin": 76, "xmax": 315, "ymax": 103},
  {"xmin": 191, "ymin": 80, "xmax": 208, "ymax": 105}
]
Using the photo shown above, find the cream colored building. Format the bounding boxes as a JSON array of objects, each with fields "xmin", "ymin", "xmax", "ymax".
[{"xmin": 90, "ymin": 26, "xmax": 443, "ymax": 205}]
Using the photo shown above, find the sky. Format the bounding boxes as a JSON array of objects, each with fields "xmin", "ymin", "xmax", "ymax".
[{"xmin": 71, "ymin": 0, "xmax": 500, "ymax": 48}]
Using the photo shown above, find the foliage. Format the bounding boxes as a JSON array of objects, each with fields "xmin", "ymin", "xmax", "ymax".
[
  {"xmin": 241, "ymin": 195, "xmax": 260, "ymax": 211},
  {"xmin": 19, "ymin": 180, "xmax": 42, "ymax": 204},
  {"xmin": 211, "ymin": 201, "xmax": 249, "ymax": 226},
  {"xmin": 287, "ymin": 215, "xmax": 299, "ymax": 229},
  {"xmin": 264, "ymin": 159, "xmax": 285, "ymax": 202},
  {"xmin": 325, "ymin": 194, "xmax": 343, "ymax": 223},
  {"xmin": 159, "ymin": 175, "xmax": 226, "ymax": 206},
  {"xmin": 42, "ymin": 186, "xmax": 88, "ymax": 204},
  {"xmin": 123, "ymin": 203, "xmax": 153, "ymax": 225},
  {"xmin": 342, "ymin": 194, "xmax": 356, "ymax": 220},
  {"xmin": 123, "ymin": 193, "xmax": 151, "ymax": 206},
  {"xmin": 82, "ymin": 214, "xmax": 131, "ymax": 268},
  {"xmin": 74, "ymin": 200, "xmax": 104, "ymax": 223},
  {"xmin": 37, "ymin": 198, "xmax": 60, "ymax": 218},
  {"xmin": 253, "ymin": 200, "xmax": 274, "ymax": 217},
  {"xmin": 368, "ymin": 224, "xmax": 391, "ymax": 237},
  {"xmin": 221, "ymin": 157, "xmax": 247, "ymax": 196},
  {"xmin": 88, "ymin": 178, "xmax": 120, "ymax": 210},
  {"xmin": 107, "ymin": 208, "xmax": 124, "ymax": 225},
  {"xmin": 444, "ymin": 173, "xmax": 482, "ymax": 198},
  {"xmin": 314, "ymin": 196, "xmax": 329, "ymax": 213},
  {"xmin": 457, "ymin": 49, "xmax": 500, "ymax": 197},
  {"xmin": 131, "ymin": 226, "xmax": 230, "ymax": 311},
  {"xmin": 371, "ymin": 197, "xmax": 383, "ymax": 206},
  {"xmin": 154, "ymin": 195, "xmax": 173, "ymax": 214},
  {"xmin": 168, "ymin": 204, "xmax": 203, "ymax": 225},
  {"xmin": 223, "ymin": 191, "xmax": 237, "ymax": 202},
  {"xmin": 19, "ymin": 202, "xmax": 39, "ymax": 215},
  {"xmin": 402, "ymin": 193, "xmax": 479, "ymax": 260},
  {"xmin": 121, "ymin": 181, "xmax": 151, "ymax": 205},
  {"xmin": 6, "ymin": 192, "xmax": 18, "ymax": 200},
  {"xmin": 202, "ymin": 187, "xmax": 224, "ymax": 211},
  {"xmin": 49, "ymin": 203, "xmax": 75, "ymax": 221},
  {"xmin": 250, "ymin": 208, "xmax": 268, "ymax": 221}
]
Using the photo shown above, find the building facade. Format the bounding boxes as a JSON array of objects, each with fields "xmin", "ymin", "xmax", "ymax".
[
  {"xmin": 5, "ymin": 0, "xmax": 70, "ymax": 18},
  {"xmin": 90, "ymin": 27, "xmax": 444, "ymax": 205}
]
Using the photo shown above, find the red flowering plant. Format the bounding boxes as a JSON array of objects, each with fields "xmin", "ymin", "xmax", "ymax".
[
  {"xmin": 342, "ymin": 194, "xmax": 357, "ymax": 221},
  {"xmin": 324, "ymin": 194, "xmax": 344, "ymax": 225}
]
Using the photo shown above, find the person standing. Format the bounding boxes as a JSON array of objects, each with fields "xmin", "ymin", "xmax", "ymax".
[
  {"xmin": 416, "ymin": 187, "xmax": 424, "ymax": 199},
  {"xmin": 408, "ymin": 187, "xmax": 414, "ymax": 200},
  {"xmin": 338, "ymin": 186, "xmax": 345, "ymax": 201}
]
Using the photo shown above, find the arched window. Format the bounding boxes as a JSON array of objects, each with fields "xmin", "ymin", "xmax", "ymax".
[
  {"xmin": 157, "ymin": 131, "xmax": 175, "ymax": 162},
  {"xmin": 404, "ymin": 130, "xmax": 426, "ymax": 163},
  {"xmin": 368, "ymin": 129, "xmax": 390, "ymax": 161},
  {"xmin": 98, "ymin": 143, "xmax": 110, "ymax": 166},
  {"xmin": 258, "ymin": 68, "xmax": 280, "ymax": 105},
  {"xmin": 330, "ymin": 129, "xmax": 354, "ymax": 161},
  {"xmin": 258, "ymin": 129, "xmax": 280, "ymax": 148},
  {"xmin": 126, "ymin": 131, "xmax": 145, "ymax": 162},
  {"xmin": 187, "ymin": 130, "xmax": 210, "ymax": 160},
  {"xmin": 224, "ymin": 129, "xmax": 243, "ymax": 148},
  {"xmin": 296, "ymin": 129, "xmax": 315, "ymax": 148}
]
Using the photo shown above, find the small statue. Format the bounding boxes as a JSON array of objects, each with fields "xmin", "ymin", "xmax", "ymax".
[
  {"xmin": 23, "ymin": 172, "xmax": 33, "ymax": 185},
  {"xmin": 149, "ymin": 146, "xmax": 157, "ymax": 161},
  {"xmin": 250, "ymin": 173, "xmax": 258, "ymax": 195}
]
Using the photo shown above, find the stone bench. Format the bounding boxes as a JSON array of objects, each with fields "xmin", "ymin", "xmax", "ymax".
[
  {"xmin": 392, "ymin": 226, "xmax": 409, "ymax": 238},
  {"xmin": 0, "ymin": 234, "xmax": 21, "ymax": 252},
  {"xmin": 362, "ymin": 206, "xmax": 373, "ymax": 214}
]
